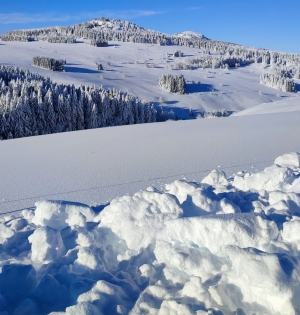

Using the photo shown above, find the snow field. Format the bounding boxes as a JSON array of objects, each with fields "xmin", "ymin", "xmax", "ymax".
[
  {"xmin": 1, "ymin": 110, "xmax": 300, "ymax": 214},
  {"xmin": 0, "ymin": 152, "xmax": 300, "ymax": 314},
  {"xmin": 1, "ymin": 40, "xmax": 299, "ymax": 118}
]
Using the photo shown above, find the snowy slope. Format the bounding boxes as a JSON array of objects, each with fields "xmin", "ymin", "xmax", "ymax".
[
  {"xmin": 1, "ymin": 111, "xmax": 300, "ymax": 215},
  {"xmin": 1, "ymin": 40, "xmax": 299, "ymax": 118},
  {"xmin": 234, "ymin": 95, "xmax": 300, "ymax": 116}
]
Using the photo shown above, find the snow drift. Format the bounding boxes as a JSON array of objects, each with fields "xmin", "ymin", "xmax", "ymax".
[{"xmin": 1, "ymin": 153, "xmax": 300, "ymax": 314}]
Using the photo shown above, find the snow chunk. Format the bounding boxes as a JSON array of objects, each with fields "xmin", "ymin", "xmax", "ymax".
[
  {"xmin": 32, "ymin": 200, "xmax": 95, "ymax": 229},
  {"xmin": 165, "ymin": 180, "xmax": 197, "ymax": 204},
  {"xmin": 28, "ymin": 227, "xmax": 65, "ymax": 263},
  {"xmin": 201, "ymin": 169, "xmax": 228, "ymax": 186},
  {"xmin": 0, "ymin": 223, "xmax": 15, "ymax": 244},
  {"xmin": 159, "ymin": 214, "xmax": 279, "ymax": 256},
  {"xmin": 275, "ymin": 152, "xmax": 300, "ymax": 169},
  {"xmin": 50, "ymin": 302, "xmax": 103, "ymax": 315},
  {"xmin": 282, "ymin": 219, "xmax": 300, "ymax": 251},
  {"xmin": 73, "ymin": 248, "xmax": 106, "ymax": 274},
  {"xmin": 78, "ymin": 280, "xmax": 128, "ymax": 307},
  {"xmin": 226, "ymin": 246, "xmax": 295, "ymax": 315},
  {"xmin": 233, "ymin": 165, "xmax": 295, "ymax": 192},
  {"xmin": 96, "ymin": 190, "xmax": 183, "ymax": 254}
]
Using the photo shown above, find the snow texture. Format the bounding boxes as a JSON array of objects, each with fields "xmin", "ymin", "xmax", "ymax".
[{"xmin": 0, "ymin": 153, "xmax": 300, "ymax": 314}]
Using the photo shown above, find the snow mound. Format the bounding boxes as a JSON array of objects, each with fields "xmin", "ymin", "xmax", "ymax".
[{"xmin": 1, "ymin": 152, "xmax": 300, "ymax": 314}]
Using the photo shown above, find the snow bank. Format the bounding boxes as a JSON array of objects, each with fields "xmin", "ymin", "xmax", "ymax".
[{"xmin": 1, "ymin": 152, "xmax": 300, "ymax": 314}]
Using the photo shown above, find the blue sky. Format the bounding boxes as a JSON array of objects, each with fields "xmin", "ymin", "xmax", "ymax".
[{"xmin": 0, "ymin": 0, "xmax": 299, "ymax": 53}]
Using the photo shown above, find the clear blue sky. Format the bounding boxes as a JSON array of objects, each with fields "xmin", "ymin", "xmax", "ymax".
[{"xmin": 0, "ymin": 0, "xmax": 299, "ymax": 53}]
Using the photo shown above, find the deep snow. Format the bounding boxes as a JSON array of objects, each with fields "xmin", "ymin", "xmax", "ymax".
[
  {"xmin": 0, "ymin": 152, "xmax": 300, "ymax": 314},
  {"xmin": 1, "ymin": 110, "xmax": 300, "ymax": 215}
]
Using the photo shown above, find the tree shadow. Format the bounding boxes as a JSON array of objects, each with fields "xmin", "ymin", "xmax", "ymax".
[
  {"xmin": 154, "ymin": 103, "xmax": 191, "ymax": 120},
  {"xmin": 186, "ymin": 83, "xmax": 215, "ymax": 94},
  {"xmin": 64, "ymin": 66, "xmax": 99, "ymax": 74}
]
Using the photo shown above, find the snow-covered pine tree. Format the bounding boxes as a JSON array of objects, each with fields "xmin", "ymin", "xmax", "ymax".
[{"xmin": 158, "ymin": 74, "xmax": 186, "ymax": 94}]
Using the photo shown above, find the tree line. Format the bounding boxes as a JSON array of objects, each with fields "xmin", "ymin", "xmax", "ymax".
[{"xmin": 0, "ymin": 66, "xmax": 156, "ymax": 140}]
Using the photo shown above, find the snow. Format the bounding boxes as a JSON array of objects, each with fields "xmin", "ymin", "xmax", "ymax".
[
  {"xmin": 1, "ymin": 19, "xmax": 300, "ymax": 315},
  {"xmin": 0, "ymin": 153, "xmax": 299, "ymax": 314},
  {"xmin": 173, "ymin": 31, "xmax": 207, "ymax": 40},
  {"xmin": 234, "ymin": 96, "xmax": 300, "ymax": 116},
  {"xmin": 1, "ymin": 111, "xmax": 300, "ymax": 214},
  {"xmin": 1, "ymin": 40, "xmax": 299, "ymax": 118}
]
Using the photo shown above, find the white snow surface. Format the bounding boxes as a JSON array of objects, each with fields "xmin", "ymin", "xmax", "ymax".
[
  {"xmin": 1, "ymin": 111, "xmax": 300, "ymax": 214},
  {"xmin": 234, "ymin": 95, "xmax": 300, "ymax": 116},
  {"xmin": 1, "ymin": 152, "xmax": 300, "ymax": 314}
]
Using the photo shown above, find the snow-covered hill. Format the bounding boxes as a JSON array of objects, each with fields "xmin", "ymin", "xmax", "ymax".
[
  {"xmin": 1, "ymin": 39, "xmax": 299, "ymax": 120},
  {"xmin": 173, "ymin": 30, "xmax": 208, "ymax": 40}
]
